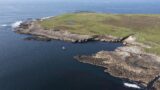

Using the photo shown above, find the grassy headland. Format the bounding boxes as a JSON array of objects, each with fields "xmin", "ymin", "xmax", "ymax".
[{"xmin": 39, "ymin": 13, "xmax": 160, "ymax": 55}]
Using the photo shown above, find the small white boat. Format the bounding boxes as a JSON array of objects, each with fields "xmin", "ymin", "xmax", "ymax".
[{"xmin": 62, "ymin": 46, "xmax": 66, "ymax": 50}]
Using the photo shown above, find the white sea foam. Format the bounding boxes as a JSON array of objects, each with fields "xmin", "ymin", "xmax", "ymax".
[
  {"xmin": 1, "ymin": 24, "xmax": 8, "ymax": 27},
  {"xmin": 40, "ymin": 16, "xmax": 53, "ymax": 21},
  {"xmin": 124, "ymin": 83, "xmax": 141, "ymax": 89},
  {"xmin": 11, "ymin": 21, "xmax": 22, "ymax": 28},
  {"xmin": 41, "ymin": 16, "xmax": 52, "ymax": 20}
]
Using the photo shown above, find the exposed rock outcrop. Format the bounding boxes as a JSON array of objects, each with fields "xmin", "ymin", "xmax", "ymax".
[
  {"xmin": 75, "ymin": 45, "xmax": 160, "ymax": 90},
  {"xmin": 153, "ymin": 79, "xmax": 160, "ymax": 90},
  {"xmin": 147, "ymin": 75, "xmax": 160, "ymax": 90}
]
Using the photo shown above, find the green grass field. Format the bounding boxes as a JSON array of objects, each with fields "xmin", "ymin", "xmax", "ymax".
[{"xmin": 39, "ymin": 13, "xmax": 160, "ymax": 55}]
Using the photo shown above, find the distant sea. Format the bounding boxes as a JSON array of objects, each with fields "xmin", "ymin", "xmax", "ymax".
[{"xmin": 0, "ymin": 1, "xmax": 159, "ymax": 90}]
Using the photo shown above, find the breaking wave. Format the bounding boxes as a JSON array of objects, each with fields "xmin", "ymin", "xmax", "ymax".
[
  {"xmin": 124, "ymin": 83, "xmax": 141, "ymax": 89},
  {"xmin": 11, "ymin": 21, "xmax": 22, "ymax": 28}
]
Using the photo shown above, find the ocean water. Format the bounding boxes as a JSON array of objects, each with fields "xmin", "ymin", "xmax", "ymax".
[{"xmin": 0, "ymin": 1, "xmax": 160, "ymax": 90}]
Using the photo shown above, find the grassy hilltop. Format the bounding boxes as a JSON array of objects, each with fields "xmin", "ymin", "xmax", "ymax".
[{"xmin": 39, "ymin": 13, "xmax": 160, "ymax": 55}]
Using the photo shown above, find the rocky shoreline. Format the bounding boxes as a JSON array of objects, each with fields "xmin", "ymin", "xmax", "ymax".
[
  {"xmin": 75, "ymin": 45, "xmax": 160, "ymax": 90},
  {"xmin": 14, "ymin": 20, "xmax": 131, "ymax": 43},
  {"xmin": 14, "ymin": 19, "xmax": 160, "ymax": 90}
]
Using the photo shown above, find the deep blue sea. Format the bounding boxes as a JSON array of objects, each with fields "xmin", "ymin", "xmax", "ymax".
[{"xmin": 0, "ymin": 1, "xmax": 160, "ymax": 90}]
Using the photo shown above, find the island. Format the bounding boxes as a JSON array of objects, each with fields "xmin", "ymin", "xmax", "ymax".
[{"xmin": 14, "ymin": 13, "xmax": 160, "ymax": 90}]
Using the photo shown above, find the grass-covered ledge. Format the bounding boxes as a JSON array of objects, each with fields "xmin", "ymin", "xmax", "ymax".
[{"xmin": 39, "ymin": 13, "xmax": 160, "ymax": 55}]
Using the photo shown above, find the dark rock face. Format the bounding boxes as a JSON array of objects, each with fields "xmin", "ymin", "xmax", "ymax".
[
  {"xmin": 147, "ymin": 75, "xmax": 160, "ymax": 90},
  {"xmin": 153, "ymin": 80, "xmax": 160, "ymax": 90},
  {"xmin": 75, "ymin": 46, "xmax": 160, "ymax": 90}
]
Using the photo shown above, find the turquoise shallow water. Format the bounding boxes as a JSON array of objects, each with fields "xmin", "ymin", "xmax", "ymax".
[{"xmin": 0, "ymin": 1, "xmax": 159, "ymax": 90}]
